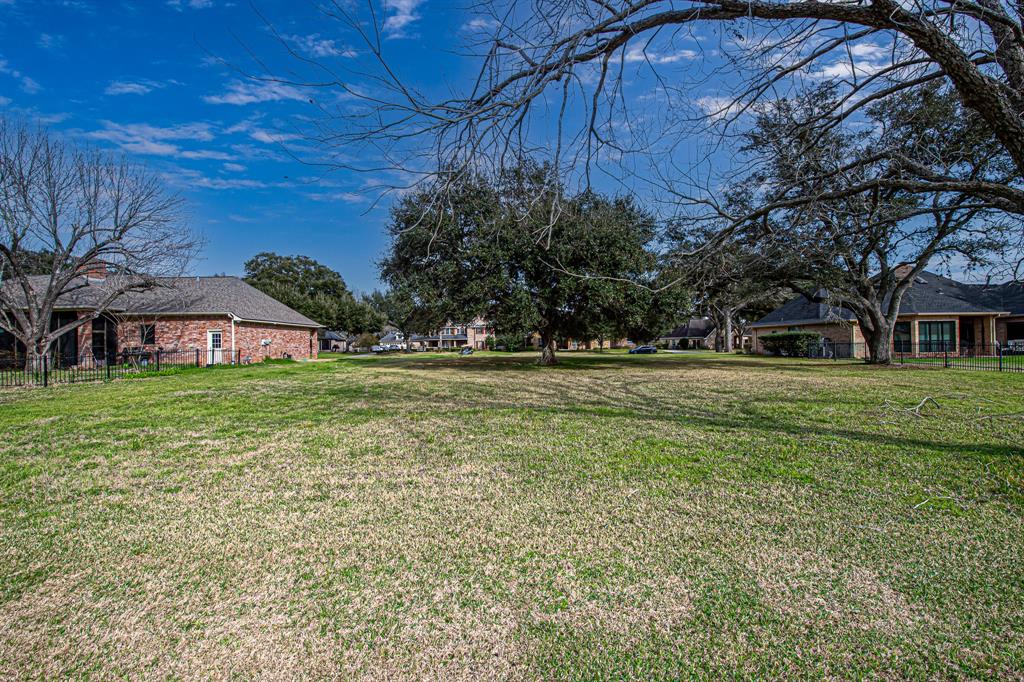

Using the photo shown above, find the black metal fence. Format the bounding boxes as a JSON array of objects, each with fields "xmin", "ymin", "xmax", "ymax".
[
  {"xmin": 799, "ymin": 341, "xmax": 1024, "ymax": 372},
  {"xmin": 0, "ymin": 348, "xmax": 243, "ymax": 389}
]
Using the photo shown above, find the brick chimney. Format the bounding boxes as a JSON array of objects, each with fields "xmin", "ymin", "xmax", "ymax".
[
  {"xmin": 79, "ymin": 260, "xmax": 108, "ymax": 281},
  {"xmin": 893, "ymin": 264, "xmax": 914, "ymax": 280}
]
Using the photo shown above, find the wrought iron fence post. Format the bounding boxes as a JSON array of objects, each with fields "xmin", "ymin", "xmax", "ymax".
[
  {"xmin": 156, "ymin": 351, "xmax": 161, "ymax": 372},
  {"xmin": 944, "ymin": 346, "xmax": 949, "ymax": 368},
  {"xmin": 106, "ymin": 353, "xmax": 111, "ymax": 381},
  {"xmin": 998, "ymin": 343, "xmax": 1003, "ymax": 372},
  {"xmin": 42, "ymin": 355, "xmax": 48, "ymax": 387},
  {"xmin": 195, "ymin": 348, "xmax": 200, "ymax": 367}
]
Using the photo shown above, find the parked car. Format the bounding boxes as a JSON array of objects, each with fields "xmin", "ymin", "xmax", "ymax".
[
  {"xmin": 459, "ymin": 347, "xmax": 474, "ymax": 356},
  {"xmin": 371, "ymin": 345, "xmax": 384, "ymax": 353},
  {"xmin": 629, "ymin": 345, "xmax": 657, "ymax": 354}
]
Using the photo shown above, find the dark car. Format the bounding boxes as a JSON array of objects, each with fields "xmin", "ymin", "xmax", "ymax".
[
  {"xmin": 629, "ymin": 345, "xmax": 657, "ymax": 354},
  {"xmin": 459, "ymin": 347, "xmax": 474, "ymax": 356}
]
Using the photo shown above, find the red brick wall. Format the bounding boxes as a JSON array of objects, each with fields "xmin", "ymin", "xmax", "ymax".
[
  {"xmin": 234, "ymin": 321, "xmax": 317, "ymax": 361},
  {"xmin": 120, "ymin": 316, "xmax": 230, "ymax": 354},
  {"xmin": 71, "ymin": 314, "xmax": 317, "ymax": 363}
]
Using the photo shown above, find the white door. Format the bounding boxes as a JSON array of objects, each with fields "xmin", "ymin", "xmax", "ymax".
[{"xmin": 207, "ymin": 330, "xmax": 223, "ymax": 364}]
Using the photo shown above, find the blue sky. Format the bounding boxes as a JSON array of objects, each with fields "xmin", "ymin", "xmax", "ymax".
[
  {"xmin": 3, "ymin": 1, "xmax": 992, "ymax": 289},
  {"xmin": 0, "ymin": 0, "xmax": 481, "ymax": 294}
]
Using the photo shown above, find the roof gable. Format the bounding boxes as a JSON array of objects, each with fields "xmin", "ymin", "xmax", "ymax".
[
  {"xmin": 752, "ymin": 271, "xmax": 1012, "ymax": 328},
  {"xmin": 7, "ymin": 275, "xmax": 322, "ymax": 328},
  {"xmin": 662, "ymin": 317, "xmax": 716, "ymax": 338}
]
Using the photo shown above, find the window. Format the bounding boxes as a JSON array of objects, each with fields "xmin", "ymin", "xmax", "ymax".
[
  {"xmin": 894, "ymin": 321, "xmax": 912, "ymax": 353},
  {"xmin": 92, "ymin": 317, "xmax": 107, "ymax": 358},
  {"xmin": 918, "ymin": 321, "xmax": 955, "ymax": 352},
  {"xmin": 140, "ymin": 324, "xmax": 156, "ymax": 346}
]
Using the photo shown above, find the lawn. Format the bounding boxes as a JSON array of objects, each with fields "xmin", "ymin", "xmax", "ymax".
[{"xmin": 1, "ymin": 352, "xmax": 1022, "ymax": 679}]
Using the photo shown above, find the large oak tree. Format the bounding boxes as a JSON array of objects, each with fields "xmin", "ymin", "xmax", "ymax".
[{"xmin": 380, "ymin": 166, "xmax": 677, "ymax": 364}]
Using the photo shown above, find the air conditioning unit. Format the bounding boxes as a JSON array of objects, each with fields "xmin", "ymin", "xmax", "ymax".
[{"xmin": 260, "ymin": 339, "xmax": 272, "ymax": 346}]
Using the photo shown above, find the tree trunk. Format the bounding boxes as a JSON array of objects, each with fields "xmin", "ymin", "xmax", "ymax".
[
  {"xmin": 723, "ymin": 311, "xmax": 734, "ymax": 353},
  {"xmin": 538, "ymin": 333, "xmax": 558, "ymax": 365},
  {"xmin": 860, "ymin": 316, "xmax": 894, "ymax": 364},
  {"xmin": 24, "ymin": 338, "xmax": 48, "ymax": 375}
]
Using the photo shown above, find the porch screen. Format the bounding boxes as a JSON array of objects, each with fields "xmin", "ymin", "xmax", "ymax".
[{"xmin": 918, "ymin": 321, "xmax": 955, "ymax": 352}]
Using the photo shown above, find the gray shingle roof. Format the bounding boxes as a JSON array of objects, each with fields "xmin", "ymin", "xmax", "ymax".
[
  {"xmin": 661, "ymin": 317, "xmax": 717, "ymax": 339},
  {"xmin": 896, "ymin": 271, "xmax": 1002, "ymax": 314},
  {"xmin": 964, "ymin": 282, "xmax": 1024, "ymax": 315},
  {"xmin": 6, "ymin": 275, "xmax": 322, "ymax": 327},
  {"xmin": 752, "ymin": 271, "xmax": 1013, "ymax": 328},
  {"xmin": 752, "ymin": 289, "xmax": 857, "ymax": 328}
]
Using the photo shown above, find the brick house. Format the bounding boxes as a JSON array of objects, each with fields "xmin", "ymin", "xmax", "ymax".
[
  {"xmin": 524, "ymin": 333, "xmax": 631, "ymax": 351},
  {"xmin": 658, "ymin": 317, "xmax": 750, "ymax": 350},
  {"xmin": 1, "ymin": 274, "xmax": 322, "ymax": 367},
  {"xmin": 749, "ymin": 271, "xmax": 1024, "ymax": 357},
  {"xmin": 411, "ymin": 318, "xmax": 494, "ymax": 350}
]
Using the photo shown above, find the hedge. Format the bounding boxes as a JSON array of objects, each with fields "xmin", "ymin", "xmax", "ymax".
[{"xmin": 760, "ymin": 331, "xmax": 822, "ymax": 357}]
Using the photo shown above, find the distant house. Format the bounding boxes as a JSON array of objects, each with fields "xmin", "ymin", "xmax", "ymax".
[
  {"xmin": 379, "ymin": 331, "xmax": 407, "ymax": 349},
  {"xmin": 412, "ymin": 318, "xmax": 494, "ymax": 350},
  {"xmin": 659, "ymin": 317, "xmax": 749, "ymax": 350},
  {"xmin": 320, "ymin": 330, "xmax": 353, "ymax": 353},
  {"xmin": 660, "ymin": 318, "xmax": 716, "ymax": 350},
  {"xmin": 1, "ymin": 273, "xmax": 322, "ymax": 368},
  {"xmin": 749, "ymin": 270, "xmax": 1024, "ymax": 356}
]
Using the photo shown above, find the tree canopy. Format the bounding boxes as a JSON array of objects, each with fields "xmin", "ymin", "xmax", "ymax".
[
  {"xmin": 720, "ymin": 84, "xmax": 1012, "ymax": 361},
  {"xmin": 380, "ymin": 166, "xmax": 683, "ymax": 363},
  {"xmin": 243, "ymin": 252, "xmax": 378, "ymax": 333}
]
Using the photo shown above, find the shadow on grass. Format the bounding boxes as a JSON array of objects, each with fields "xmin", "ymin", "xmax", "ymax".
[
  {"xmin": 351, "ymin": 352, "xmax": 880, "ymax": 375},
  {"xmin": 330, "ymin": 358, "xmax": 1024, "ymax": 463}
]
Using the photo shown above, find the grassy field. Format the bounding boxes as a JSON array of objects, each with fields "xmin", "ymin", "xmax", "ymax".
[{"xmin": 1, "ymin": 351, "xmax": 1023, "ymax": 679}]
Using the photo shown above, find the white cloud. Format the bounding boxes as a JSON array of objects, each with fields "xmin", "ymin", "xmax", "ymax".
[
  {"xmin": 42, "ymin": 112, "xmax": 70, "ymax": 123},
  {"xmin": 104, "ymin": 79, "xmax": 167, "ymax": 96},
  {"xmin": 461, "ymin": 17, "xmax": 499, "ymax": 32},
  {"xmin": 382, "ymin": 0, "xmax": 424, "ymax": 38},
  {"xmin": 225, "ymin": 118, "xmax": 300, "ymax": 144},
  {"xmin": 286, "ymin": 33, "xmax": 357, "ymax": 58},
  {"xmin": 167, "ymin": 0, "xmax": 212, "ymax": 9},
  {"xmin": 848, "ymin": 42, "xmax": 890, "ymax": 59},
  {"xmin": 307, "ymin": 191, "xmax": 366, "ymax": 204},
  {"xmin": 223, "ymin": 162, "xmax": 247, "ymax": 172},
  {"xmin": 86, "ymin": 121, "xmax": 223, "ymax": 159},
  {"xmin": 203, "ymin": 80, "xmax": 306, "ymax": 106},
  {"xmin": 0, "ymin": 96, "xmax": 10, "ymax": 106},
  {"xmin": 180, "ymin": 149, "xmax": 234, "ymax": 160},
  {"xmin": 37, "ymin": 34, "xmax": 64, "ymax": 51},
  {"xmin": 805, "ymin": 42, "xmax": 892, "ymax": 81},
  {"xmin": 0, "ymin": 57, "xmax": 41, "ymax": 94},
  {"xmin": 624, "ymin": 45, "xmax": 698, "ymax": 64},
  {"xmin": 809, "ymin": 59, "xmax": 886, "ymax": 80},
  {"xmin": 19, "ymin": 77, "xmax": 41, "ymax": 94},
  {"xmin": 161, "ymin": 166, "xmax": 295, "ymax": 192},
  {"xmin": 695, "ymin": 95, "xmax": 746, "ymax": 121}
]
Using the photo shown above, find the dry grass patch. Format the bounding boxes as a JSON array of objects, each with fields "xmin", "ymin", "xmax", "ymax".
[{"xmin": 1, "ymin": 352, "xmax": 1022, "ymax": 678}]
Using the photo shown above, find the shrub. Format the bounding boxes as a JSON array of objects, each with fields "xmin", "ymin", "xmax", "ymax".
[
  {"xmin": 760, "ymin": 331, "xmax": 822, "ymax": 357},
  {"xmin": 495, "ymin": 335, "xmax": 524, "ymax": 352},
  {"xmin": 354, "ymin": 333, "xmax": 379, "ymax": 350}
]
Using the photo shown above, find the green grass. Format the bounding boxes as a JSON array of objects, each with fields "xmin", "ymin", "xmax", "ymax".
[{"xmin": 1, "ymin": 352, "xmax": 1022, "ymax": 678}]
